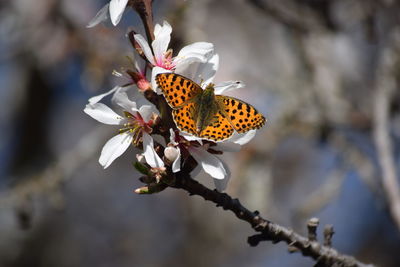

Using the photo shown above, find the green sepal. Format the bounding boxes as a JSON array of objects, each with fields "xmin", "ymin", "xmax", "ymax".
[{"xmin": 133, "ymin": 161, "xmax": 150, "ymax": 175}]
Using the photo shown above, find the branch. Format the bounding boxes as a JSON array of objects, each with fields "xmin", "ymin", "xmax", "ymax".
[
  {"xmin": 131, "ymin": 0, "xmax": 154, "ymax": 42},
  {"xmin": 373, "ymin": 28, "xmax": 400, "ymax": 231},
  {"xmin": 170, "ymin": 173, "xmax": 373, "ymax": 267}
]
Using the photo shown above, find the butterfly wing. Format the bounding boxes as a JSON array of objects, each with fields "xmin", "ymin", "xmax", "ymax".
[
  {"xmin": 156, "ymin": 73, "xmax": 202, "ymax": 108},
  {"xmin": 199, "ymin": 111, "xmax": 234, "ymax": 141},
  {"xmin": 172, "ymin": 102, "xmax": 198, "ymax": 136},
  {"xmin": 216, "ymin": 95, "xmax": 266, "ymax": 133}
]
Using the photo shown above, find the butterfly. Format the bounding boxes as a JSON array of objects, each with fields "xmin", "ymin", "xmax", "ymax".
[{"xmin": 155, "ymin": 73, "xmax": 266, "ymax": 142}]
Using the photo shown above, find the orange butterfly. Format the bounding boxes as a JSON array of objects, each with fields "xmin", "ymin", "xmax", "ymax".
[{"xmin": 156, "ymin": 73, "xmax": 266, "ymax": 142}]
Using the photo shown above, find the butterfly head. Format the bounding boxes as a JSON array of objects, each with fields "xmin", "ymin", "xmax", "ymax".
[{"xmin": 203, "ymin": 83, "xmax": 215, "ymax": 95}]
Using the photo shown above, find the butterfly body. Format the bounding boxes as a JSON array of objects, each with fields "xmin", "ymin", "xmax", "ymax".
[
  {"xmin": 156, "ymin": 73, "xmax": 266, "ymax": 142},
  {"xmin": 195, "ymin": 83, "xmax": 220, "ymax": 134}
]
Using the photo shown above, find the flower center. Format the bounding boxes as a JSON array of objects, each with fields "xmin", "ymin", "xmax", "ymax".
[
  {"xmin": 155, "ymin": 49, "xmax": 176, "ymax": 70},
  {"xmin": 119, "ymin": 111, "xmax": 153, "ymax": 146}
]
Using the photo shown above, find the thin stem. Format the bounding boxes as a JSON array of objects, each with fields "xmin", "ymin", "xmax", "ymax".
[{"xmin": 131, "ymin": 0, "xmax": 155, "ymax": 42}]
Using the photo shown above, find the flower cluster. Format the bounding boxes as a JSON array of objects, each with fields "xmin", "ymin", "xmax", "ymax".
[{"xmin": 85, "ymin": 13, "xmax": 262, "ymax": 191}]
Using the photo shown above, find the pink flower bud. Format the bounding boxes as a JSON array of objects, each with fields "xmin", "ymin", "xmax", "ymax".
[{"xmin": 137, "ymin": 78, "xmax": 151, "ymax": 92}]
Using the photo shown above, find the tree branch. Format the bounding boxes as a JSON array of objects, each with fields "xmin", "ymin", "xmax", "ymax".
[{"xmin": 170, "ymin": 173, "xmax": 373, "ymax": 267}]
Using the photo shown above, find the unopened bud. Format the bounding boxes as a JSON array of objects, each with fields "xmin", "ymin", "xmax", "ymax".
[
  {"xmin": 134, "ymin": 183, "xmax": 168, "ymax": 194},
  {"xmin": 134, "ymin": 186, "xmax": 150, "ymax": 194},
  {"xmin": 164, "ymin": 146, "xmax": 179, "ymax": 163},
  {"xmin": 137, "ymin": 78, "xmax": 151, "ymax": 92}
]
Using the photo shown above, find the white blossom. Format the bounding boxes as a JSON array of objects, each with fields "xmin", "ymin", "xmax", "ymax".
[
  {"xmin": 87, "ymin": 0, "xmax": 129, "ymax": 28},
  {"xmin": 134, "ymin": 21, "xmax": 214, "ymax": 92},
  {"xmin": 84, "ymin": 90, "xmax": 157, "ymax": 168}
]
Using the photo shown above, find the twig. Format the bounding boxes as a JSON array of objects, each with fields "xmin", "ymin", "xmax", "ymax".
[
  {"xmin": 170, "ymin": 173, "xmax": 373, "ymax": 267},
  {"xmin": 307, "ymin": 217, "xmax": 319, "ymax": 242},
  {"xmin": 324, "ymin": 225, "xmax": 334, "ymax": 247},
  {"xmin": 131, "ymin": 0, "xmax": 154, "ymax": 42}
]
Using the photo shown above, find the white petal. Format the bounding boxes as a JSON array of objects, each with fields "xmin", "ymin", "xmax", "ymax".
[
  {"xmin": 175, "ymin": 42, "xmax": 214, "ymax": 64},
  {"xmin": 214, "ymin": 80, "xmax": 245, "ymax": 95},
  {"xmin": 152, "ymin": 21, "xmax": 172, "ymax": 63},
  {"xmin": 169, "ymin": 128, "xmax": 178, "ymax": 145},
  {"xmin": 176, "ymin": 52, "xmax": 218, "ymax": 85},
  {"xmin": 213, "ymin": 158, "xmax": 231, "ymax": 191},
  {"xmin": 190, "ymin": 164, "xmax": 203, "ymax": 178},
  {"xmin": 88, "ymin": 86, "xmax": 122, "ymax": 104},
  {"xmin": 190, "ymin": 147, "xmax": 227, "ymax": 179},
  {"xmin": 112, "ymin": 90, "xmax": 138, "ymax": 112},
  {"xmin": 134, "ymin": 34, "xmax": 156, "ymax": 65},
  {"xmin": 84, "ymin": 103, "xmax": 123, "ymax": 125},
  {"xmin": 138, "ymin": 105, "xmax": 155, "ymax": 122},
  {"xmin": 99, "ymin": 132, "xmax": 133, "ymax": 168},
  {"xmin": 230, "ymin": 130, "xmax": 257, "ymax": 145},
  {"xmin": 201, "ymin": 52, "xmax": 219, "ymax": 85},
  {"xmin": 172, "ymin": 147, "xmax": 181, "ymax": 173},
  {"xmin": 87, "ymin": 3, "xmax": 109, "ymax": 28},
  {"xmin": 134, "ymin": 54, "xmax": 147, "ymax": 75},
  {"xmin": 109, "ymin": 0, "xmax": 128, "ymax": 26},
  {"xmin": 142, "ymin": 132, "xmax": 164, "ymax": 168},
  {"xmin": 214, "ymin": 142, "xmax": 241, "ymax": 152},
  {"xmin": 154, "ymin": 21, "xmax": 172, "ymax": 36},
  {"xmin": 151, "ymin": 66, "xmax": 171, "ymax": 94},
  {"xmin": 179, "ymin": 131, "xmax": 203, "ymax": 142},
  {"xmin": 152, "ymin": 134, "xmax": 166, "ymax": 147}
]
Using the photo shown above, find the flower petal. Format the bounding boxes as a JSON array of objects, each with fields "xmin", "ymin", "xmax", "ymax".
[
  {"xmin": 138, "ymin": 105, "xmax": 155, "ymax": 123},
  {"xmin": 152, "ymin": 21, "xmax": 172, "ymax": 64},
  {"xmin": 134, "ymin": 54, "xmax": 147, "ymax": 75},
  {"xmin": 134, "ymin": 34, "xmax": 156, "ymax": 65},
  {"xmin": 176, "ymin": 52, "xmax": 218, "ymax": 85},
  {"xmin": 84, "ymin": 103, "xmax": 123, "ymax": 125},
  {"xmin": 99, "ymin": 132, "xmax": 133, "ymax": 168},
  {"xmin": 169, "ymin": 128, "xmax": 176, "ymax": 144},
  {"xmin": 171, "ymin": 147, "xmax": 181, "ymax": 173},
  {"xmin": 151, "ymin": 66, "xmax": 171, "ymax": 93},
  {"xmin": 214, "ymin": 80, "xmax": 245, "ymax": 95},
  {"xmin": 213, "ymin": 158, "xmax": 231, "ymax": 191},
  {"xmin": 190, "ymin": 146, "xmax": 227, "ymax": 179},
  {"xmin": 190, "ymin": 164, "xmax": 203, "ymax": 178},
  {"xmin": 87, "ymin": 3, "xmax": 109, "ymax": 28},
  {"xmin": 88, "ymin": 86, "xmax": 122, "ymax": 104},
  {"xmin": 142, "ymin": 132, "xmax": 164, "ymax": 168},
  {"xmin": 109, "ymin": 0, "xmax": 129, "ymax": 26},
  {"xmin": 175, "ymin": 42, "xmax": 214, "ymax": 65},
  {"xmin": 179, "ymin": 132, "xmax": 204, "ymax": 143},
  {"xmin": 214, "ymin": 142, "xmax": 241, "ymax": 152},
  {"xmin": 112, "ymin": 90, "xmax": 139, "ymax": 113},
  {"xmin": 230, "ymin": 130, "xmax": 257, "ymax": 145}
]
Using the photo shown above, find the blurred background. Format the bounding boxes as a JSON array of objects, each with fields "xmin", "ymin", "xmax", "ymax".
[{"xmin": 1, "ymin": 0, "xmax": 400, "ymax": 266}]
